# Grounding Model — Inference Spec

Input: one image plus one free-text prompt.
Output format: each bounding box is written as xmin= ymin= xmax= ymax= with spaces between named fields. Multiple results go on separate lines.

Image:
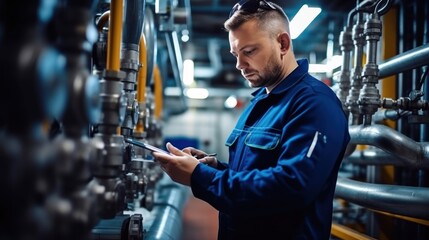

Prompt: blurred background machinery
xmin=0 ymin=0 xmax=428 ymax=239
xmin=0 ymin=0 xmax=188 ymax=239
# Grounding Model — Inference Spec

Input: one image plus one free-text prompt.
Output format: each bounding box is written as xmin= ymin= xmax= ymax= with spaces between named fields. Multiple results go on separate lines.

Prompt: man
xmin=153 ymin=0 xmax=350 ymax=239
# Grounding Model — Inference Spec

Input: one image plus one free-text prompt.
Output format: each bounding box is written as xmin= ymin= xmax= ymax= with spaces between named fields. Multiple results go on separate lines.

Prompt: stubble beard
xmin=246 ymin=54 xmax=283 ymax=89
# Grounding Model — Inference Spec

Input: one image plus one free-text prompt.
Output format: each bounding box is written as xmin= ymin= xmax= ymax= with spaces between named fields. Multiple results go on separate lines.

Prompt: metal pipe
xmin=96 ymin=10 xmax=110 ymax=32
xmin=123 ymin=0 xmax=145 ymax=46
xmin=144 ymin=182 xmax=188 ymax=240
xmin=335 ymin=177 xmax=429 ymax=220
xmin=347 ymin=12 xmax=365 ymax=125
xmin=343 ymin=148 xmax=413 ymax=168
xmin=378 ymin=43 xmax=429 ymax=79
xmin=359 ymin=13 xmax=382 ymax=125
xmin=120 ymin=0 xmax=146 ymax=137
xmin=142 ymin=7 xmax=157 ymax=85
xmin=165 ymin=31 xmax=188 ymax=114
xmin=337 ymin=26 xmax=353 ymax=114
xmin=348 ymin=124 xmax=429 ymax=168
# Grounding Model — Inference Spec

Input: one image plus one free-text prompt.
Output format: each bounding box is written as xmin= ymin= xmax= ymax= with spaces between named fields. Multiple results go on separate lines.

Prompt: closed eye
xmin=243 ymin=48 xmax=256 ymax=56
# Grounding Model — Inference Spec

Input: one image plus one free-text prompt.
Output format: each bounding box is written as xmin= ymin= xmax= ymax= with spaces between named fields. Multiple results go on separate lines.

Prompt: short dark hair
xmin=224 ymin=0 xmax=290 ymax=36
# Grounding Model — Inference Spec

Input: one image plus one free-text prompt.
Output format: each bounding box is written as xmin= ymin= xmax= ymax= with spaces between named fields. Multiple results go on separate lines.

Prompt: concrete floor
xmin=181 ymin=195 xmax=218 ymax=240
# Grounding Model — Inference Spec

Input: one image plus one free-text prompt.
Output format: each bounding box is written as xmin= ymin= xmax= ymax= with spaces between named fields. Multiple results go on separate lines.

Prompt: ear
xmin=278 ymin=32 xmax=291 ymax=53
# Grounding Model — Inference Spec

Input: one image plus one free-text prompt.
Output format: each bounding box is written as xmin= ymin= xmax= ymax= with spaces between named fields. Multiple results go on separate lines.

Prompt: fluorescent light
xmin=185 ymin=88 xmax=209 ymax=99
xmin=183 ymin=59 xmax=195 ymax=86
xmin=290 ymin=4 xmax=321 ymax=39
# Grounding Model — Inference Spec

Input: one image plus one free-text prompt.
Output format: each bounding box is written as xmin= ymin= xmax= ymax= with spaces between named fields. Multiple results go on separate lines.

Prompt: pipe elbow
xmin=349 ymin=124 xmax=425 ymax=167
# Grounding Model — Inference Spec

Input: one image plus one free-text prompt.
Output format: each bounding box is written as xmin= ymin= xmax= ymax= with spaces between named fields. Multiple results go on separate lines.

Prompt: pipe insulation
xmin=123 ymin=0 xmax=145 ymax=45
xmin=335 ymin=177 xmax=429 ymax=220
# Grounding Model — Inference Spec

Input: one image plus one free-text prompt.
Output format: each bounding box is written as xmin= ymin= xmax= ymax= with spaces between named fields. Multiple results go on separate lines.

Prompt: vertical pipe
xmin=380 ymin=4 xmax=397 ymax=180
xmin=106 ymin=0 xmax=123 ymax=71
xmin=123 ymin=0 xmax=145 ymax=45
xmin=136 ymin=34 xmax=148 ymax=134
xmin=417 ymin=0 xmax=429 ymax=238
xmin=153 ymin=65 xmax=163 ymax=119
xmin=347 ymin=12 xmax=365 ymax=125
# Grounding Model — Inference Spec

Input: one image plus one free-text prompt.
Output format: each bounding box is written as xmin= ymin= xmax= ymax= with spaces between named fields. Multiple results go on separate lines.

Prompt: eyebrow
xmin=232 ymin=43 xmax=259 ymax=54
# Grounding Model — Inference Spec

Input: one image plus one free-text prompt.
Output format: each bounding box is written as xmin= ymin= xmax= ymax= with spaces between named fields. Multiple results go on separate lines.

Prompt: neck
xmin=265 ymin=56 xmax=298 ymax=93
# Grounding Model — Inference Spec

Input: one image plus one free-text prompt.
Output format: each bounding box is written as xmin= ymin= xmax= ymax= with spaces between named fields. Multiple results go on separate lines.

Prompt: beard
xmin=245 ymin=54 xmax=283 ymax=89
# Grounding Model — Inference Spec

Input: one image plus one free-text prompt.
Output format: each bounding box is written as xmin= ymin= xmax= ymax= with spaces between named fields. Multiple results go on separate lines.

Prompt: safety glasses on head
xmin=229 ymin=0 xmax=284 ymax=18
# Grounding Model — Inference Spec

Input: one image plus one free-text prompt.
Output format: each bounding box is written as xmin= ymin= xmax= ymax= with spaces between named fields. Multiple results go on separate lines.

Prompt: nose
xmin=235 ymin=55 xmax=246 ymax=71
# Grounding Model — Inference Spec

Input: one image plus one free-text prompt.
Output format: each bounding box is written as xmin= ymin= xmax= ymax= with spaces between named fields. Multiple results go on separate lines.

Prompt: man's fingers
xmin=152 ymin=152 xmax=170 ymax=163
xmin=182 ymin=148 xmax=192 ymax=155
xmin=166 ymin=142 xmax=183 ymax=155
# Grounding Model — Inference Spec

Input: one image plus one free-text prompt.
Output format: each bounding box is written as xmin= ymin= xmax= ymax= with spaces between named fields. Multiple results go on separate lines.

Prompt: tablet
xmin=124 ymin=138 xmax=171 ymax=155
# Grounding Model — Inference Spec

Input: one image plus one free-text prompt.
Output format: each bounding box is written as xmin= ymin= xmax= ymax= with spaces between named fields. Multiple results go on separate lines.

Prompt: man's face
xmin=229 ymin=19 xmax=282 ymax=88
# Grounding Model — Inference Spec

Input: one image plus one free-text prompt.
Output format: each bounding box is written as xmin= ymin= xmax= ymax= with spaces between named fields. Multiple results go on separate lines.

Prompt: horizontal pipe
xmin=144 ymin=181 xmax=189 ymax=240
xmin=331 ymin=223 xmax=376 ymax=240
xmin=371 ymin=209 xmax=429 ymax=226
xmin=344 ymin=149 xmax=406 ymax=167
xmin=335 ymin=177 xmax=429 ymax=220
xmin=379 ymin=43 xmax=429 ymax=79
xmin=348 ymin=124 xmax=429 ymax=169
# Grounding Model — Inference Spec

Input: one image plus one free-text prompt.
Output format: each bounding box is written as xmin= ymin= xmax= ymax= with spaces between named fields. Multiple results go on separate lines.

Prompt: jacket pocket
xmin=225 ymin=129 xmax=241 ymax=147
xmin=244 ymin=131 xmax=280 ymax=150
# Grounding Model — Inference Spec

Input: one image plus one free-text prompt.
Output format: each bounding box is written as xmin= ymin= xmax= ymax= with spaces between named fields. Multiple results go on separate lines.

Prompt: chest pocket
xmin=225 ymin=129 xmax=241 ymax=147
xmin=245 ymin=131 xmax=280 ymax=150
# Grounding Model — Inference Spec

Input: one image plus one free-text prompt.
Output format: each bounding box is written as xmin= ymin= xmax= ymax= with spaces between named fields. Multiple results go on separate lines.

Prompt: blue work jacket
xmin=191 ymin=59 xmax=350 ymax=239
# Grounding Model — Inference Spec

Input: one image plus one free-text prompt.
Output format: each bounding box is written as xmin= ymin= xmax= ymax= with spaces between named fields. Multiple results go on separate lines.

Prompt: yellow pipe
xmin=106 ymin=0 xmax=123 ymax=71
xmin=137 ymin=34 xmax=148 ymax=104
xmin=135 ymin=34 xmax=148 ymax=134
xmin=153 ymin=64 xmax=163 ymax=119
xmin=331 ymin=223 xmax=377 ymax=240
xmin=379 ymin=11 xmax=398 ymax=236
xmin=96 ymin=10 xmax=110 ymax=32
xmin=380 ymin=7 xmax=398 ymax=130
xmin=371 ymin=209 xmax=429 ymax=227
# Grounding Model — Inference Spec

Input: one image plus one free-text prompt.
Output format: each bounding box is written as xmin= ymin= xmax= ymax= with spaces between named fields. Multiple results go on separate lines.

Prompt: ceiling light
xmin=183 ymin=59 xmax=195 ymax=86
xmin=290 ymin=4 xmax=321 ymax=39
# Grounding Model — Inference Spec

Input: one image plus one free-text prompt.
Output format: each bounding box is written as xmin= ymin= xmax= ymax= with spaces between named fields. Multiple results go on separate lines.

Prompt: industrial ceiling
xmin=178 ymin=0 xmax=357 ymax=87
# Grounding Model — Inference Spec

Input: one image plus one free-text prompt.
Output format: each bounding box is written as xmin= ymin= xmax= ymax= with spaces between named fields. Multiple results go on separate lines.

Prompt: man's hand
xmin=181 ymin=146 xmax=218 ymax=168
xmin=152 ymin=142 xmax=200 ymax=186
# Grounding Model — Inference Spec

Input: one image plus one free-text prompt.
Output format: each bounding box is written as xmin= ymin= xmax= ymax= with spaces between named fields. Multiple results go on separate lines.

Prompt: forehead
xmin=228 ymin=20 xmax=269 ymax=48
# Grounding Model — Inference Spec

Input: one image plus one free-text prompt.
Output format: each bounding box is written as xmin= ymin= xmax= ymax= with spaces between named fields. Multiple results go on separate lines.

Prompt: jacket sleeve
xmin=216 ymin=161 xmax=229 ymax=170
xmin=190 ymin=91 xmax=350 ymax=216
